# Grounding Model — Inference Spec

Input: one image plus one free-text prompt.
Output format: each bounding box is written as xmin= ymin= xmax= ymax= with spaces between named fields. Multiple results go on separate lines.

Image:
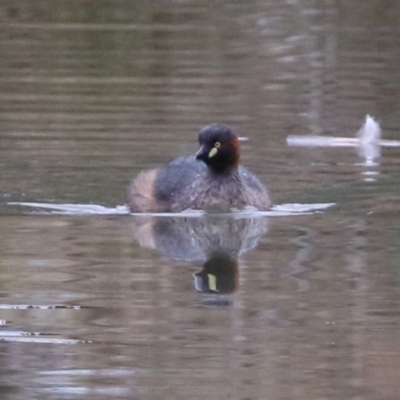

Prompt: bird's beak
xmin=195 ymin=145 xmax=207 ymax=160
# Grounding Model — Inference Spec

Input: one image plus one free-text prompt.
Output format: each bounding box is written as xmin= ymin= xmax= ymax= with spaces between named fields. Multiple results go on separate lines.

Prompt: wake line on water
xmin=8 ymin=202 xmax=335 ymax=217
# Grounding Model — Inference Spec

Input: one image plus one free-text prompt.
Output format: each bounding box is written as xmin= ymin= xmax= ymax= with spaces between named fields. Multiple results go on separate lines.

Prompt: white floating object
xmin=287 ymin=115 xmax=400 ymax=149
xmin=358 ymin=114 xmax=381 ymax=144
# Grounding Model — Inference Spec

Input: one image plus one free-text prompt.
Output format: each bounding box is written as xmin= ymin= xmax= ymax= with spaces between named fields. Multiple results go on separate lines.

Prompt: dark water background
xmin=1 ymin=1 xmax=400 ymax=399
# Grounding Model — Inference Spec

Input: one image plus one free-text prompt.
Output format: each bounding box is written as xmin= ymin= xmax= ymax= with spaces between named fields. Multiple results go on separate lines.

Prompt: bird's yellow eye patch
xmin=207 ymin=274 xmax=218 ymax=292
xmin=208 ymin=147 xmax=218 ymax=158
xmin=208 ymin=141 xmax=221 ymax=158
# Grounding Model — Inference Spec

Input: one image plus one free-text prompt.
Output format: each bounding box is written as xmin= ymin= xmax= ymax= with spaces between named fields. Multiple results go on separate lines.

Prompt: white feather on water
xmin=287 ymin=115 xmax=400 ymax=149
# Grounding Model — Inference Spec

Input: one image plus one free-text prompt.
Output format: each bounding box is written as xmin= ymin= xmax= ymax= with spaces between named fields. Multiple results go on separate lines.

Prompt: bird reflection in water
xmin=130 ymin=214 xmax=269 ymax=297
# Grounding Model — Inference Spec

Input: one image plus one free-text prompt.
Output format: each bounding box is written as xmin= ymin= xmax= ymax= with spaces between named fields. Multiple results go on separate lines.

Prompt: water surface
xmin=1 ymin=1 xmax=400 ymax=399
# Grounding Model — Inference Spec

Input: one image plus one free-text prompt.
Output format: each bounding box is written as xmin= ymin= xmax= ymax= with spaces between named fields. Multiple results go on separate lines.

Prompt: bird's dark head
xmin=195 ymin=124 xmax=240 ymax=173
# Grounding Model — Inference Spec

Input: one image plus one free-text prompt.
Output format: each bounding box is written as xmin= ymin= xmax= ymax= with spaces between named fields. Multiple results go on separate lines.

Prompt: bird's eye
xmin=214 ymin=141 xmax=221 ymax=148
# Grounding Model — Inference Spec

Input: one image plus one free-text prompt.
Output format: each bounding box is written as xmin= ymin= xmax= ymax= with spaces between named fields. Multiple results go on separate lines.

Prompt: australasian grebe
xmin=128 ymin=124 xmax=271 ymax=212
